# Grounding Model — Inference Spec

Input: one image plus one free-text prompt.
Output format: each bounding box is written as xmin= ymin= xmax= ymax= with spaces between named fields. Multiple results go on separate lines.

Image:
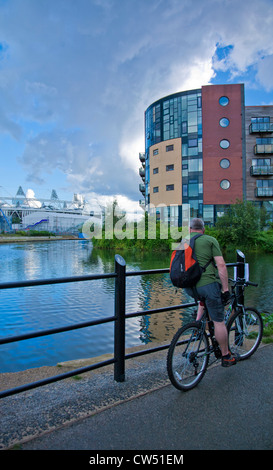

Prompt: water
xmin=0 ymin=241 xmax=272 ymax=373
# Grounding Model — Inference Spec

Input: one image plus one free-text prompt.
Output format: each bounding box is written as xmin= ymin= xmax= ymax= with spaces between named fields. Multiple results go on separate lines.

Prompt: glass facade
xmin=145 ymin=89 xmax=203 ymax=219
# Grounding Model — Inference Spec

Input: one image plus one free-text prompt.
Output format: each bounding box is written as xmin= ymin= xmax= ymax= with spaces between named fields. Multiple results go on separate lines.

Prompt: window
xmin=183 ymin=184 xmax=188 ymax=197
xmin=220 ymin=139 xmax=230 ymax=149
xmin=166 ymin=184 xmax=174 ymax=191
xmin=256 ymin=137 xmax=273 ymax=144
xmin=220 ymin=179 xmax=231 ymax=190
xmin=220 ymin=158 xmax=230 ymax=169
xmin=166 ymin=164 xmax=174 ymax=171
xmin=166 ymin=144 xmax=174 ymax=152
xmin=252 ymin=158 xmax=270 ymax=166
xmin=219 ymin=117 xmax=230 ymax=127
xmin=153 ymin=186 xmax=159 ymax=193
xmin=153 ymin=149 xmax=159 ymax=155
xmin=188 ymin=138 xmax=198 ymax=147
xmin=251 ymin=117 xmax=270 ymax=123
xmin=219 ymin=96 xmax=229 ymax=106
xmin=188 ymin=179 xmax=199 ymax=197
xmin=153 ymin=167 xmax=159 ymax=174
xmin=189 ymin=159 xmax=202 ymax=172
xmin=257 ymin=180 xmax=273 ymax=187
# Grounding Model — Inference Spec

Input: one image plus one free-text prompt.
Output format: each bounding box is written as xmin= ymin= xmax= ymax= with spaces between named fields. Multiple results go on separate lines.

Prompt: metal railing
xmin=250 ymin=165 xmax=273 ymax=176
xmin=0 ymin=252 xmax=245 ymax=399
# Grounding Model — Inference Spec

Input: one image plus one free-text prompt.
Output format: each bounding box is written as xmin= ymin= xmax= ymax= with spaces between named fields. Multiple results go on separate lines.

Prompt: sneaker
xmin=221 ymin=352 xmax=237 ymax=367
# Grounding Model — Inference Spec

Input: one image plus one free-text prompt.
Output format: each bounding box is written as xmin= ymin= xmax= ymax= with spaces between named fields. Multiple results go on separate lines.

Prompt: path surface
xmin=1 ymin=344 xmax=272 ymax=451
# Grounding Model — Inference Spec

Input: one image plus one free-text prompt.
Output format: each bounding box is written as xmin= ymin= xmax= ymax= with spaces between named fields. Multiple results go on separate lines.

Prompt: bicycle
xmin=167 ymin=278 xmax=263 ymax=391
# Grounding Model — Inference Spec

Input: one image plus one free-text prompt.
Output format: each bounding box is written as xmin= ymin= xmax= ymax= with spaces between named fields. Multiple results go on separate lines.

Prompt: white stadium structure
xmin=0 ymin=187 xmax=96 ymax=234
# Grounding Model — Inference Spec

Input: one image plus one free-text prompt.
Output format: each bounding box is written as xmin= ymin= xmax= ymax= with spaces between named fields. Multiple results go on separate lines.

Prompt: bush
xmin=16 ymin=230 xmax=55 ymax=237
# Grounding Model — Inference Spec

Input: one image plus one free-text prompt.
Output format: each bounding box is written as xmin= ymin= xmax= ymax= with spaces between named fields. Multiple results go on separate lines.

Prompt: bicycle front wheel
xmin=167 ymin=322 xmax=209 ymax=391
xmin=227 ymin=307 xmax=263 ymax=360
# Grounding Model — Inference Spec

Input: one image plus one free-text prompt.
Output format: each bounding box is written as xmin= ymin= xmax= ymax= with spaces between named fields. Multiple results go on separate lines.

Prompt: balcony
xmin=254 ymin=144 xmax=273 ymax=154
xmin=139 ymin=167 xmax=145 ymax=179
xmin=250 ymin=166 xmax=273 ymax=176
xmin=139 ymin=152 xmax=145 ymax=163
xmin=139 ymin=184 xmax=145 ymax=194
xmin=249 ymin=123 xmax=273 ymax=134
xmin=255 ymin=188 xmax=273 ymax=197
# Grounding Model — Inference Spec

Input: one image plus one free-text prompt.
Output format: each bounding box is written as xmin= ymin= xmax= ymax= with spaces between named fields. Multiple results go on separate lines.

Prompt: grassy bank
xmin=91 ymin=226 xmax=273 ymax=254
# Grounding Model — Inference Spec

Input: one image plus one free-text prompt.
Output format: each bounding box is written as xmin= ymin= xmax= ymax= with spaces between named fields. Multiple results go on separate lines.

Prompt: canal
xmin=0 ymin=240 xmax=272 ymax=373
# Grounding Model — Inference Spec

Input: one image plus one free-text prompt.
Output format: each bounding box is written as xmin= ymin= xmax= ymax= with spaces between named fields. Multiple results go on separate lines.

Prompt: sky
xmin=0 ymin=0 xmax=273 ymax=213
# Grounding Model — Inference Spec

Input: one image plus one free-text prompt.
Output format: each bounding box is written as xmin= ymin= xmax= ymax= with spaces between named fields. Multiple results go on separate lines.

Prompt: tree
xmin=215 ymin=200 xmax=260 ymax=247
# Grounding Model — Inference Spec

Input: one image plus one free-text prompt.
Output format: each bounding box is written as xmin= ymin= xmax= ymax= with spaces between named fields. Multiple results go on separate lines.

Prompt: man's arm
xmin=214 ymin=255 xmax=229 ymax=292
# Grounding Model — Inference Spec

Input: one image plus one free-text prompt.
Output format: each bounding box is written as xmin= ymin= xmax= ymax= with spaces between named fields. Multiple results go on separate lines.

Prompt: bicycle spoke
xmin=167 ymin=323 xmax=209 ymax=391
xmin=227 ymin=308 xmax=263 ymax=360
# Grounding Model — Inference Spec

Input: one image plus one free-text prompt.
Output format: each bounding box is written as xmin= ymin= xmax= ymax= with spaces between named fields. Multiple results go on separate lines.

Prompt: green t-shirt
xmin=190 ymin=232 xmax=223 ymax=287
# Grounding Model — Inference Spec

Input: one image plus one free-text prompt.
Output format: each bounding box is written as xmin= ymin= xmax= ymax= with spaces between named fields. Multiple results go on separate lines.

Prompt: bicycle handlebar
xmin=245 ymin=281 xmax=258 ymax=287
xmin=228 ymin=278 xmax=258 ymax=287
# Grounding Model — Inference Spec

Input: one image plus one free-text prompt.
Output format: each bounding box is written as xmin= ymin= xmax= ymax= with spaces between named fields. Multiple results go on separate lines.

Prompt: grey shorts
xmin=185 ymin=282 xmax=224 ymax=322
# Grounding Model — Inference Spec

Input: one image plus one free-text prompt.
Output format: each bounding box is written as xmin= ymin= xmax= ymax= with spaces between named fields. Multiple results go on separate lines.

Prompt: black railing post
xmin=236 ymin=249 xmax=245 ymax=306
xmin=114 ymin=254 xmax=126 ymax=382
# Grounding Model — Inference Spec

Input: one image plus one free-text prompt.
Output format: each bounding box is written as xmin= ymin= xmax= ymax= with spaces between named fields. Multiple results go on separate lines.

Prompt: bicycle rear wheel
xmin=227 ymin=307 xmax=263 ymax=360
xmin=167 ymin=322 xmax=209 ymax=391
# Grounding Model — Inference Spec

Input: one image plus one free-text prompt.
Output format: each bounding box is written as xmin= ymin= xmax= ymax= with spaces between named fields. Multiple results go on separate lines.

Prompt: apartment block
xmin=139 ymin=84 xmax=273 ymax=225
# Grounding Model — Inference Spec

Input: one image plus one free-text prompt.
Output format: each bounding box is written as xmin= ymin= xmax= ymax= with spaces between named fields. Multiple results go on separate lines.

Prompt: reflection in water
xmin=0 ymin=241 xmax=271 ymax=373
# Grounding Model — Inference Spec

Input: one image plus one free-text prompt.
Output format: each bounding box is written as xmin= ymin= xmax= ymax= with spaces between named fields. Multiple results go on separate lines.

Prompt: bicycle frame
xmin=196 ymin=307 xmax=222 ymax=362
xmin=224 ymin=277 xmax=258 ymax=322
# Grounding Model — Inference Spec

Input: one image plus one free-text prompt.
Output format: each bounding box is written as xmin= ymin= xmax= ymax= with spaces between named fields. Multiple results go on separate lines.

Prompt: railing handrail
xmin=0 ymin=255 xmax=244 ymax=399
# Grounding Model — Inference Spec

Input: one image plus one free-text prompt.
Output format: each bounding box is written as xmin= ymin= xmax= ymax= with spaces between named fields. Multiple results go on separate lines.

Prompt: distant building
xmin=139 ymin=84 xmax=273 ymax=225
xmin=0 ymin=188 xmax=96 ymax=233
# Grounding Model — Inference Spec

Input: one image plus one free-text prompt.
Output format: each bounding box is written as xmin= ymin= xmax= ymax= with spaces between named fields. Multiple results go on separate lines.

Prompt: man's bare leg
xmin=213 ymin=321 xmax=229 ymax=356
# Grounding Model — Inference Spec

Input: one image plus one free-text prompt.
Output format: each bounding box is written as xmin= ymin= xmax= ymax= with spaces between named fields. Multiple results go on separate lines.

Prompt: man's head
xmin=190 ymin=218 xmax=205 ymax=233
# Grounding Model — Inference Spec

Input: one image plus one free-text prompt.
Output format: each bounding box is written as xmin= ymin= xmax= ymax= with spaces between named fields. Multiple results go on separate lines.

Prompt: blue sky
xmin=0 ymin=0 xmax=273 ymax=212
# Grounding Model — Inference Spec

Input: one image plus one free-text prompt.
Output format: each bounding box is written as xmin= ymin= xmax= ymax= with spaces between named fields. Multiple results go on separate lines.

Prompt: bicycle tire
xmin=167 ymin=322 xmax=209 ymax=391
xmin=227 ymin=307 xmax=263 ymax=360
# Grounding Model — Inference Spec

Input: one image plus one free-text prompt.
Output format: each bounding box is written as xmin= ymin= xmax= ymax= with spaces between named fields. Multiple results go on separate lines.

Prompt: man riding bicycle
xmin=185 ymin=218 xmax=237 ymax=367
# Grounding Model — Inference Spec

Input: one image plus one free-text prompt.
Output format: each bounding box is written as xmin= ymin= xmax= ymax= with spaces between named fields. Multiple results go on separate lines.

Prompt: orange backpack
xmin=170 ymin=234 xmax=212 ymax=288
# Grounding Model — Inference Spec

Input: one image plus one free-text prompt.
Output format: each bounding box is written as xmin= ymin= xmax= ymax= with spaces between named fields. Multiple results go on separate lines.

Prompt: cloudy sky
xmin=1 ymin=0 xmax=273 ymax=211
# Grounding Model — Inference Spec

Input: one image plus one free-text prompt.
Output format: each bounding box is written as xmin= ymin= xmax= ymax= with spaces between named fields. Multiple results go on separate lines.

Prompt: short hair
xmin=190 ymin=218 xmax=205 ymax=231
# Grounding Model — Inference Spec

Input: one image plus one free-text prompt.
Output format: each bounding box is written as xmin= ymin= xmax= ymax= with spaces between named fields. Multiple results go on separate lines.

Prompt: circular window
xmin=220 ymin=179 xmax=231 ymax=190
xmin=219 ymin=96 xmax=229 ymax=106
xmin=220 ymin=139 xmax=230 ymax=149
xmin=220 ymin=158 xmax=230 ymax=169
xmin=219 ymin=117 xmax=230 ymax=127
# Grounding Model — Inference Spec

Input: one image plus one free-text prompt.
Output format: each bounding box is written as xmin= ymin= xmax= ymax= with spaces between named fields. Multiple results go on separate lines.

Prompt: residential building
xmin=139 ymin=84 xmax=273 ymax=225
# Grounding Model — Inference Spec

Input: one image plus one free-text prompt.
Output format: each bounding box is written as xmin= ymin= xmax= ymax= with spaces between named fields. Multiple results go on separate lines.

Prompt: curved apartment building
xmin=139 ymin=83 xmax=273 ymax=225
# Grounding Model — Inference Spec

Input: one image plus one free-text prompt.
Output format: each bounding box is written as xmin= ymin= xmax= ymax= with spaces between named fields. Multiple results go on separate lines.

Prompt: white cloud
xmin=169 ymin=58 xmax=216 ymax=94
xmin=256 ymin=55 xmax=273 ymax=92
xmin=25 ymin=189 xmax=42 ymax=208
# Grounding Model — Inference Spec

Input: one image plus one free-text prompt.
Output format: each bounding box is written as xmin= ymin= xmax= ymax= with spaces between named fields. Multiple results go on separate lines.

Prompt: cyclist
xmin=185 ymin=218 xmax=237 ymax=367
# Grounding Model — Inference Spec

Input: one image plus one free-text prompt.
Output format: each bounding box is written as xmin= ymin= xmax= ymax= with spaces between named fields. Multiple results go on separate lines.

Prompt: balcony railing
xmin=139 ymin=184 xmax=145 ymax=194
xmin=249 ymin=123 xmax=273 ymax=134
xmin=255 ymin=187 xmax=273 ymax=197
xmin=139 ymin=167 xmax=145 ymax=178
xmin=254 ymin=144 xmax=273 ymax=154
xmin=250 ymin=165 xmax=273 ymax=176
xmin=139 ymin=152 xmax=145 ymax=163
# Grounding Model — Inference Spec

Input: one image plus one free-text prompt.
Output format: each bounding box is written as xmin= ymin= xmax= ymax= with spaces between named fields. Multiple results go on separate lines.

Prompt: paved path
xmin=1 ymin=344 xmax=272 ymax=451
